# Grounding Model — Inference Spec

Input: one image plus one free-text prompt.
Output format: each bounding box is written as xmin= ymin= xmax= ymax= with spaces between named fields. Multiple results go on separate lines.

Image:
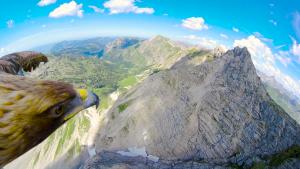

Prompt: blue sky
xmin=1 ymin=0 xmax=300 ymax=97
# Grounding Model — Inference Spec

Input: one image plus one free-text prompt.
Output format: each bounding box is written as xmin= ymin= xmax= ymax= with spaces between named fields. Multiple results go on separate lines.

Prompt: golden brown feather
xmin=0 ymin=51 xmax=48 ymax=75
xmin=0 ymin=52 xmax=99 ymax=167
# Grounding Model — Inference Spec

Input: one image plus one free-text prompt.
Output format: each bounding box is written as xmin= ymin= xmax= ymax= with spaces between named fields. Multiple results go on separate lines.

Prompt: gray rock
xmin=92 ymin=47 xmax=300 ymax=167
xmin=83 ymin=151 xmax=228 ymax=169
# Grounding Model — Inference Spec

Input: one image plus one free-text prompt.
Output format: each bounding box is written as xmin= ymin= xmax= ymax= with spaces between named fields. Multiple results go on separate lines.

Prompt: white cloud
xmin=38 ymin=0 xmax=56 ymax=7
xmin=275 ymin=51 xmax=292 ymax=67
xmin=0 ymin=48 xmax=5 ymax=53
xmin=232 ymin=27 xmax=239 ymax=32
xmin=276 ymin=55 xmax=291 ymax=67
xmin=269 ymin=19 xmax=277 ymax=26
xmin=234 ymin=35 xmax=300 ymax=98
xmin=291 ymin=38 xmax=300 ymax=59
xmin=253 ymin=32 xmax=273 ymax=43
xmin=0 ymin=47 xmax=9 ymax=56
xmin=184 ymin=35 xmax=219 ymax=49
xmin=234 ymin=35 xmax=275 ymax=65
xmin=88 ymin=5 xmax=104 ymax=13
xmin=182 ymin=17 xmax=208 ymax=31
xmin=220 ymin=34 xmax=228 ymax=39
xmin=49 ymin=1 xmax=83 ymax=18
xmin=103 ymin=0 xmax=154 ymax=14
xmin=6 ymin=20 xmax=14 ymax=28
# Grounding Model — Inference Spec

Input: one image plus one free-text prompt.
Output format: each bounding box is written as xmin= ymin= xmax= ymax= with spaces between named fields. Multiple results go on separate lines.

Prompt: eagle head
xmin=0 ymin=73 xmax=99 ymax=166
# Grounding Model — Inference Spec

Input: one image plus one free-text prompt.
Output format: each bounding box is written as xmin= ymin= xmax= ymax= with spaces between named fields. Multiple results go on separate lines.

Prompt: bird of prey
xmin=0 ymin=51 xmax=100 ymax=167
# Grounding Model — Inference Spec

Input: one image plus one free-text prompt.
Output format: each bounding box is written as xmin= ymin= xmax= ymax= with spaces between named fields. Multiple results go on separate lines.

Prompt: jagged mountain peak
xmin=92 ymin=46 xmax=300 ymax=167
xmin=228 ymin=46 xmax=249 ymax=55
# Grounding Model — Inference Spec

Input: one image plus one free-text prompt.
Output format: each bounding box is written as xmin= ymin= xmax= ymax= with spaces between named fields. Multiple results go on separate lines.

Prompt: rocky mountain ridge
xmin=87 ymin=47 xmax=300 ymax=168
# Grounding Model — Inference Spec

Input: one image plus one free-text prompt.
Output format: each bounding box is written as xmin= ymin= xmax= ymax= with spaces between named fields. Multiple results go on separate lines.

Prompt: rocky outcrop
xmin=89 ymin=47 xmax=300 ymax=168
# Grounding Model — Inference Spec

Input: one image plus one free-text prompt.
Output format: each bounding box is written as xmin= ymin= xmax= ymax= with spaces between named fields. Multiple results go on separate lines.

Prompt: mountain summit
xmin=86 ymin=47 xmax=300 ymax=168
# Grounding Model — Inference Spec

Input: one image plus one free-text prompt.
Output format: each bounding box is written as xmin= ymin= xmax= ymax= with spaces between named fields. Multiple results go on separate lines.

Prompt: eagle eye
xmin=54 ymin=105 xmax=64 ymax=116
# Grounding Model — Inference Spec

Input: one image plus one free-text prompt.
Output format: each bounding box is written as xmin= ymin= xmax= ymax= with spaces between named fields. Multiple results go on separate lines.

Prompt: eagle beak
xmin=77 ymin=89 xmax=100 ymax=109
xmin=63 ymin=89 xmax=100 ymax=121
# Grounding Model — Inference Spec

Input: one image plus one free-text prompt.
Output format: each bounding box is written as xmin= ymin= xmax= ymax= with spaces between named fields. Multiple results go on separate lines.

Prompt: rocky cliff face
xmin=89 ymin=47 xmax=300 ymax=168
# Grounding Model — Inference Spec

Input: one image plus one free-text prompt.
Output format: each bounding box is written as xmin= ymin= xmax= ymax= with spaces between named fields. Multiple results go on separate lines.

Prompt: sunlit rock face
xmin=93 ymin=47 xmax=300 ymax=166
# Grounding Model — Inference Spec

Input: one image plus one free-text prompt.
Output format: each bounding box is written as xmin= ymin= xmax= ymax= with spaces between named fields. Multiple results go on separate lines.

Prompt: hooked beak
xmin=79 ymin=89 xmax=100 ymax=109
xmin=63 ymin=89 xmax=100 ymax=121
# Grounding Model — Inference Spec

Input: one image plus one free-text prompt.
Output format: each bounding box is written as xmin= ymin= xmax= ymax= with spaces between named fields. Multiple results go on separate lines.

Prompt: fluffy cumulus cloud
xmin=6 ymin=20 xmax=14 ymax=28
xmin=49 ymin=1 xmax=83 ymax=18
xmin=183 ymin=35 xmax=225 ymax=49
xmin=88 ymin=5 xmax=104 ymax=13
xmin=182 ymin=17 xmax=208 ymax=31
xmin=234 ymin=35 xmax=275 ymax=65
xmin=38 ymin=0 xmax=56 ymax=7
xmin=234 ymin=35 xmax=300 ymax=98
xmin=103 ymin=0 xmax=154 ymax=14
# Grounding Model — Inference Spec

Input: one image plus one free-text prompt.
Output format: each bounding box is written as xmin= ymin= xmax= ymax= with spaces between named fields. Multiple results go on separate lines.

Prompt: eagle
xmin=0 ymin=51 xmax=99 ymax=167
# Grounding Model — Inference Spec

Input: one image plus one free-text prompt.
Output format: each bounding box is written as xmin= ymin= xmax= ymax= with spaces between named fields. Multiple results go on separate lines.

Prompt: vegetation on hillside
xmin=264 ymin=84 xmax=300 ymax=123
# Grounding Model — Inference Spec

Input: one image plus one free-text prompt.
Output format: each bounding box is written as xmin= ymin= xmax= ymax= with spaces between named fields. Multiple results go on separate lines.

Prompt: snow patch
xmin=142 ymin=130 xmax=148 ymax=141
xmin=148 ymin=155 xmax=159 ymax=162
xmin=117 ymin=147 xmax=159 ymax=162
xmin=88 ymin=147 xmax=96 ymax=157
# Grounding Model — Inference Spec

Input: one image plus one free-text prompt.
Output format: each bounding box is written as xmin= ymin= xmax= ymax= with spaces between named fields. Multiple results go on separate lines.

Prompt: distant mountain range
xmin=34 ymin=37 xmax=141 ymax=57
xmin=258 ymin=71 xmax=300 ymax=123
xmin=6 ymin=36 xmax=300 ymax=169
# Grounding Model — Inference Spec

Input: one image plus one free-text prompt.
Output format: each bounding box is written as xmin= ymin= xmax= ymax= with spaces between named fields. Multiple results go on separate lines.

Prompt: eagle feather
xmin=0 ymin=51 xmax=99 ymax=167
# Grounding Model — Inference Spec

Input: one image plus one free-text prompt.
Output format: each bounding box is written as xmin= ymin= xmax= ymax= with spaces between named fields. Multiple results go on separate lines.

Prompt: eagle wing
xmin=0 ymin=51 xmax=48 ymax=75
